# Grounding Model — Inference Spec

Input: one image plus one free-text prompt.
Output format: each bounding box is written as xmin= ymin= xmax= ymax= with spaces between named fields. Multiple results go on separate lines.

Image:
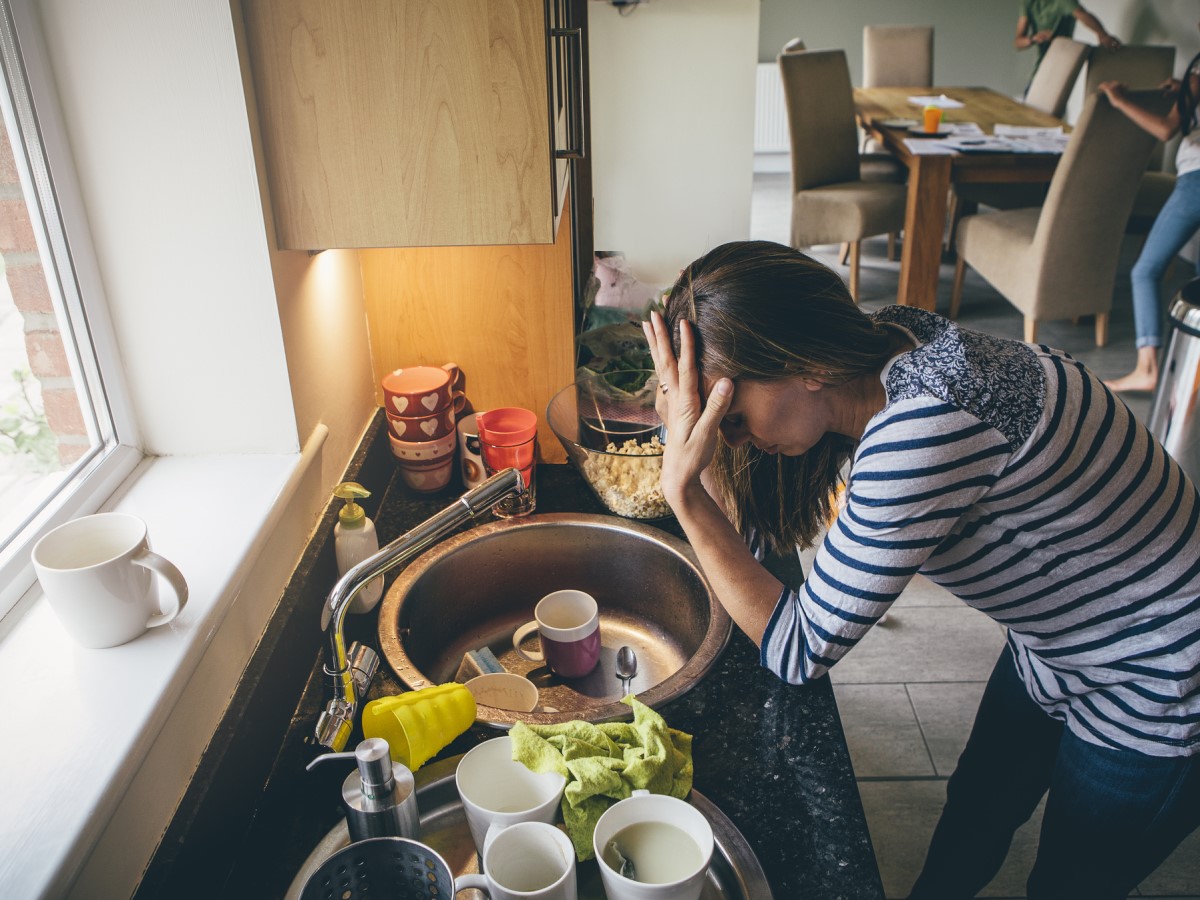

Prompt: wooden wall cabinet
xmin=242 ymin=0 xmax=576 ymax=249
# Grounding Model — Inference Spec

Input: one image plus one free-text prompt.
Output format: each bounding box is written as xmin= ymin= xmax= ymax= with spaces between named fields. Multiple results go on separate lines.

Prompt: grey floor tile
xmin=893 ymin=575 xmax=959 ymax=609
xmin=833 ymin=683 xmax=935 ymax=778
xmin=830 ymin=605 xmax=1007 ymax=685
xmin=906 ymin=682 xmax=989 ymax=776
xmin=857 ymin=779 xmax=946 ymax=899
xmin=858 ymin=778 xmax=1057 ymax=900
xmin=1138 ymin=826 xmax=1200 ymax=896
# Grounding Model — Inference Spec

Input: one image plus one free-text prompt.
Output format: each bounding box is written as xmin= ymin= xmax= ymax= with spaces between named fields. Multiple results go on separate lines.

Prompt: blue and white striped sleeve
xmin=761 ymin=397 xmax=1013 ymax=684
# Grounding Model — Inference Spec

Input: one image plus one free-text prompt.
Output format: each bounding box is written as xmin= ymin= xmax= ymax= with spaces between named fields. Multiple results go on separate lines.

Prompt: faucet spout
xmin=315 ymin=467 xmax=525 ymax=751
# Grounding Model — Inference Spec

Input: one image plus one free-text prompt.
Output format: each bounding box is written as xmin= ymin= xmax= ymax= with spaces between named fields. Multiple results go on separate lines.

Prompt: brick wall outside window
xmin=0 ymin=125 xmax=87 ymax=466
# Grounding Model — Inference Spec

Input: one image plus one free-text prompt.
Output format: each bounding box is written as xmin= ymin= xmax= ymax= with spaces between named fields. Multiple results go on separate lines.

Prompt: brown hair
xmin=665 ymin=241 xmax=898 ymax=551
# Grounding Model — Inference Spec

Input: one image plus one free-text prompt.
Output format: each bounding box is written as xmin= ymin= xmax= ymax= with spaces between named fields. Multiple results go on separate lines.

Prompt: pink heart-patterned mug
xmin=382 ymin=363 xmax=463 ymax=418
xmin=386 ymin=402 xmax=463 ymax=442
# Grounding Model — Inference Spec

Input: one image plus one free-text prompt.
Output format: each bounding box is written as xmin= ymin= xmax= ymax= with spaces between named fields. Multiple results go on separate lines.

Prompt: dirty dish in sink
xmin=285 ymin=755 xmax=773 ymax=900
xmin=377 ymin=514 xmax=731 ymax=728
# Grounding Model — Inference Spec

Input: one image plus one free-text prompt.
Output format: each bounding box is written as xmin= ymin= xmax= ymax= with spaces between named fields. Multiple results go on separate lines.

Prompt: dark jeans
xmin=908 ymin=647 xmax=1200 ymax=900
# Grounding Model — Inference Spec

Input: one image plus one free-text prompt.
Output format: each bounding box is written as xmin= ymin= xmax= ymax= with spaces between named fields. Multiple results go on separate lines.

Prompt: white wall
xmin=589 ymin=0 xmax=759 ymax=287
xmin=758 ymin=0 xmax=1027 ymax=96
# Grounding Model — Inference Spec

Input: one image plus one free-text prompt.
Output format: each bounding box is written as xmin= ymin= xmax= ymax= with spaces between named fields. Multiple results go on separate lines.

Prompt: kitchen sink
xmin=377 ymin=513 xmax=731 ymax=726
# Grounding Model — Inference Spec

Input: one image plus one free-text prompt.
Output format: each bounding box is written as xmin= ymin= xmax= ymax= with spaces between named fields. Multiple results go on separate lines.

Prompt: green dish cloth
xmin=508 ymin=696 xmax=693 ymax=860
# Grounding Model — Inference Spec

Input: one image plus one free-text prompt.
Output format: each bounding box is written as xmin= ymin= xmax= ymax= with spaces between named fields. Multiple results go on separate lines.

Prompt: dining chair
xmin=1024 ymin=37 xmax=1090 ymax=117
xmin=778 ymin=37 xmax=903 ymax=186
xmin=862 ymin=25 xmax=933 ymax=88
xmin=779 ymin=49 xmax=906 ymax=301
xmin=945 ymin=36 xmax=1090 ymax=251
xmin=951 ymin=91 xmax=1165 ymax=346
xmin=1085 ymin=44 xmax=1177 ymax=236
xmin=858 ymin=26 xmax=931 ymax=261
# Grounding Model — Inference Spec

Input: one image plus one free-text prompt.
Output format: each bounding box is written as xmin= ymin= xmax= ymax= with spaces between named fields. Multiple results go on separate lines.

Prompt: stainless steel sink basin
xmin=377 ymin=513 xmax=731 ymax=726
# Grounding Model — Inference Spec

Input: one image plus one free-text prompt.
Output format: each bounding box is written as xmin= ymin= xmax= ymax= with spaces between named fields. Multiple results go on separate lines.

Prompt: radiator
xmin=755 ymin=62 xmax=789 ymax=153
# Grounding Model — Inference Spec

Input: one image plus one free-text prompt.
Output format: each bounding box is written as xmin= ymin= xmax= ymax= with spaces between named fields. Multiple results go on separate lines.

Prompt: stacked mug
xmin=382 ymin=363 xmax=466 ymax=493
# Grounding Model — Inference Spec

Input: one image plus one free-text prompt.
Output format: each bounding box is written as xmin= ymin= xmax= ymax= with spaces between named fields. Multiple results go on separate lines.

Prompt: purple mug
xmin=512 ymin=589 xmax=601 ymax=679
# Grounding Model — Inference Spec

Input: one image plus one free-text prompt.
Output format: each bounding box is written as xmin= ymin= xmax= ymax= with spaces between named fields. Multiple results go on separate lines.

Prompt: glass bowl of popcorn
xmin=547 ymin=369 xmax=672 ymax=520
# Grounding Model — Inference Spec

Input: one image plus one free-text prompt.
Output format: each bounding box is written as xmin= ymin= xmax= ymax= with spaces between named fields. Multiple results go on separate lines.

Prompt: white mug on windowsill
xmin=32 ymin=512 xmax=189 ymax=649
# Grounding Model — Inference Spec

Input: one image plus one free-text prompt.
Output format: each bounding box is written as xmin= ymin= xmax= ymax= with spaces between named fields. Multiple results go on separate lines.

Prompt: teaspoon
xmin=615 ymin=645 xmax=638 ymax=696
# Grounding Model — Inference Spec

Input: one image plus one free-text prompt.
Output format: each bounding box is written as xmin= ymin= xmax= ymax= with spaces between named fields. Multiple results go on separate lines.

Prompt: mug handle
xmin=449 ymin=389 xmax=467 ymax=414
xmin=454 ymin=874 xmax=489 ymax=896
xmin=442 ymin=362 xmax=462 ymax=389
xmin=512 ymin=621 xmax=545 ymax=662
xmin=134 ymin=549 xmax=189 ymax=627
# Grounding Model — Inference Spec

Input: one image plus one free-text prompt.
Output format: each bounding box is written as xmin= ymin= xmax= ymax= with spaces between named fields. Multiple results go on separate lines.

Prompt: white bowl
xmin=465 ymin=672 xmax=539 ymax=712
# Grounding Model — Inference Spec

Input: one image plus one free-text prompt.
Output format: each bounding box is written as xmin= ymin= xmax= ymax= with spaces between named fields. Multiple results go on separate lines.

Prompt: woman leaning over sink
xmin=642 ymin=240 xmax=1200 ymax=900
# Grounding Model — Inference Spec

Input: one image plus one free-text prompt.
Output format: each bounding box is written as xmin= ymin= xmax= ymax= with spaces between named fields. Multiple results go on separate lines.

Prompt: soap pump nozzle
xmin=307 ymin=737 xmax=420 ymax=841
xmin=334 ymin=481 xmax=372 ymax=528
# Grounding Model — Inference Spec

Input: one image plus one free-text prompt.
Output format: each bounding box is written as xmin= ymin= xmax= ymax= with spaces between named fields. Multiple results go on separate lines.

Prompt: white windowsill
xmin=0 ymin=438 xmax=321 ymax=898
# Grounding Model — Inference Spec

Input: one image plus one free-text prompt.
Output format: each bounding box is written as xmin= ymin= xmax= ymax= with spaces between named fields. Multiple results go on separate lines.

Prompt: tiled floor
xmin=751 ymin=167 xmax=1200 ymax=899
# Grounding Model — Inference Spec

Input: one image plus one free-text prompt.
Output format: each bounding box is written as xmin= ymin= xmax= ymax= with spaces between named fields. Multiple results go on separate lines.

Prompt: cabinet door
xmin=243 ymin=0 xmax=557 ymax=249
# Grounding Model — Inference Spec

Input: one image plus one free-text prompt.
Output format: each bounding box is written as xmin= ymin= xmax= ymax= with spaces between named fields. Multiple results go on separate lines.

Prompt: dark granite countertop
xmin=144 ymin=415 xmax=883 ymax=899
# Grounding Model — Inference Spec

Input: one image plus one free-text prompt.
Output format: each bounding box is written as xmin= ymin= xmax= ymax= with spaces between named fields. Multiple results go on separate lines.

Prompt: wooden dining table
xmin=854 ymin=86 xmax=1070 ymax=310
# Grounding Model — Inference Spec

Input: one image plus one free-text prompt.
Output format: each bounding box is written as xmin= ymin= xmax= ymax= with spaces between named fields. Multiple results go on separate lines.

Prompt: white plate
xmin=879 ymin=117 xmax=918 ymax=128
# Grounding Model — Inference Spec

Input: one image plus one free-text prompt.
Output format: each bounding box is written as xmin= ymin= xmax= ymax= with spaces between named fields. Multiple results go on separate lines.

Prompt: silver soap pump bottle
xmin=307 ymin=737 xmax=420 ymax=842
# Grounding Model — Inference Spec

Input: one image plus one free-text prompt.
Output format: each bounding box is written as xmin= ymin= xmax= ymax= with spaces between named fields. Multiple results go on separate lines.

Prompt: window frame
xmin=0 ymin=0 xmax=141 ymax=620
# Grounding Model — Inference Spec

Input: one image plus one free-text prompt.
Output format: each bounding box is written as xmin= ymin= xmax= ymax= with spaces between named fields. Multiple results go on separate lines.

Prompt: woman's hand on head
xmin=642 ymin=311 xmax=734 ymax=510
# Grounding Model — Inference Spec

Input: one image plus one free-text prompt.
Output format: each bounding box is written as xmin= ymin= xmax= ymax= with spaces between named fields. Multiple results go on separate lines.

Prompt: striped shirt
xmin=760 ymin=307 xmax=1200 ymax=757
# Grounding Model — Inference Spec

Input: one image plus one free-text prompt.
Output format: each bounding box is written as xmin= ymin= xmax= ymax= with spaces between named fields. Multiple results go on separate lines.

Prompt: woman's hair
xmin=1181 ymin=51 xmax=1200 ymax=138
xmin=664 ymin=240 xmax=899 ymax=552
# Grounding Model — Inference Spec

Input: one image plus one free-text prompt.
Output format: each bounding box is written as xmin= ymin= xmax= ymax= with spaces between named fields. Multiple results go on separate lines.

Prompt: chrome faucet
xmin=315 ymin=467 xmax=526 ymax=751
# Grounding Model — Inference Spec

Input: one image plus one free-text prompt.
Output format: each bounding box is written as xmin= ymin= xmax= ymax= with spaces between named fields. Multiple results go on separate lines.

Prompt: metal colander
xmin=299 ymin=836 xmax=455 ymax=900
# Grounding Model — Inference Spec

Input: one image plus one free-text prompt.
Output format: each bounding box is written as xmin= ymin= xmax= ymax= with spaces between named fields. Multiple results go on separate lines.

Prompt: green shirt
xmin=1020 ymin=0 xmax=1080 ymax=62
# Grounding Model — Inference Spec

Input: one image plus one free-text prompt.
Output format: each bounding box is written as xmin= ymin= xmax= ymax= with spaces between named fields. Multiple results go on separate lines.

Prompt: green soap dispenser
xmin=334 ymin=481 xmax=383 ymax=614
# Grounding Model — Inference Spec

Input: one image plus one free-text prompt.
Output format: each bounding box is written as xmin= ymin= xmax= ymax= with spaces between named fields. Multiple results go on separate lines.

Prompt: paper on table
xmin=946 ymin=122 xmax=984 ymax=135
xmin=1011 ymin=134 xmax=1070 ymax=154
xmin=942 ymin=136 xmax=1020 ymax=153
xmin=904 ymin=138 xmax=957 ymax=155
xmin=994 ymin=124 xmax=1064 ymax=137
xmin=907 ymin=94 xmax=966 ymax=109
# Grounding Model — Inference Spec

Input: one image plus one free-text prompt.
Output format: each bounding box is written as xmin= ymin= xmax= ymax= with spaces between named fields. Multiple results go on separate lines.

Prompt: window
xmin=0 ymin=0 xmax=139 ymax=619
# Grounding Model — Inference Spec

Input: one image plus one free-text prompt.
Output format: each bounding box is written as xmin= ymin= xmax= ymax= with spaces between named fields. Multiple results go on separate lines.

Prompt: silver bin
xmin=1149 ymin=278 xmax=1200 ymax=484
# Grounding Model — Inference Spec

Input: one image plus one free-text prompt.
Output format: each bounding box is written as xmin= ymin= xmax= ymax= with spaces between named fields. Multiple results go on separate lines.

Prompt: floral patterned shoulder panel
xmin=870 ymin=306 xmax=1046 ymax=452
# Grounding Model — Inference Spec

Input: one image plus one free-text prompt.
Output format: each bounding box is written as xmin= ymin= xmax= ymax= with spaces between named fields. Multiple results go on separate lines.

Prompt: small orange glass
xmin=923 ymin=105 xmax=943 ymax=134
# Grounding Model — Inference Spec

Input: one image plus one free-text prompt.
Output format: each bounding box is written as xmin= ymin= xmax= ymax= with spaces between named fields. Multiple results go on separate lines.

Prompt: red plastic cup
xmin=476 ymin=407 xmax=538 ymax=445
xmin=479 ymin=434 xmax=537 ymax=517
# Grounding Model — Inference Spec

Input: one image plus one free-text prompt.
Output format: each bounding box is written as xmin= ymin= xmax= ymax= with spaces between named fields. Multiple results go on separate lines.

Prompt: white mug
xmin=592 ymin=790 xmax=714 ymax=900
xmin=32 ymin=512 xmax=189 ymax=649
xmin=456 ymin=821 xmax=577 ymax=900
xmin=458 ymin=411 xmax=487 ymax=489
xmin=455 ymin=735 xmax=566 ymax=856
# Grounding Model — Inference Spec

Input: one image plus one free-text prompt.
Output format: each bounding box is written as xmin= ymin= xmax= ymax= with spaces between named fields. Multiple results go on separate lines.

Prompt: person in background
xmin=1016 ymin=0 xmax=1121 ymax=76
xmin=645 ymin=240 xmax=1200 ymax=899
xmin=1100 ymin=43 xmax=1200 ymax=393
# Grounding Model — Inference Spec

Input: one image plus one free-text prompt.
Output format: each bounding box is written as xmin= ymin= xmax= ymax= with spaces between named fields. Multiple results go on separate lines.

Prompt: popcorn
xmin=579 ymin=435 xmax=671 ymax=519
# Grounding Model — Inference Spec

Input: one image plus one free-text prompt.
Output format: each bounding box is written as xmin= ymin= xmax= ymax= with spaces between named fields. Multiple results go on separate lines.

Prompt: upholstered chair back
xmin=779 ymin=49 xmax=861 ymax=192
xmin=1025 ymin=37 xmax=1090 ymax=117
xmin=862 ymin=25 xmax=933 ymax=88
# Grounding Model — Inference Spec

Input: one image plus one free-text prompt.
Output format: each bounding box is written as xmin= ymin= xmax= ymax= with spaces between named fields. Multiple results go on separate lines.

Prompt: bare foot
xmin=1104 ymin=371 xmax=1157 ymax=392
